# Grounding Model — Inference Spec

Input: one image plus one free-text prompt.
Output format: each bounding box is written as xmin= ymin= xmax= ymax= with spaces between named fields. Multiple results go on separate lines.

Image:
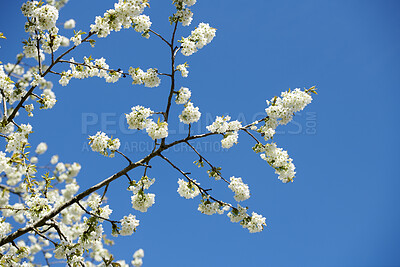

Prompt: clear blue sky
xmin=1 ymin=0 xmax=400 ymax=266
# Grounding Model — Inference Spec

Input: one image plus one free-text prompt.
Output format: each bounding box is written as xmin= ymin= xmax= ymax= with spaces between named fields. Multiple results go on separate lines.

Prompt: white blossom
xmin=126 ymin=106 xmax=153 ymax=130
xmin=131 ymin=192 xmax=155 ymax=212
xmin=241 ymin=212 xmax=266 ymax=233
xmin=64 ymin=19 xmax=76 ymax=29
xmin=146 ymin=121 xmax=168 ymax=140
xmin=35 ymin=142 xmax=48 ymax=155
xmin=179 ymin=102 xmax=201 ymax=124
xmin=88 ymin=131 xmax=120 ymax=157
xmin=221 ymin=132 xmax=238 ymax=149
xmin=120 ymin=214 xmax=140 ymax=236
xmin=175 ymin=87 xmax=191 ymax=104
xmin=177 ymin=179 xmax=200 ymax=199
xmin=228 ymin=177 xmax=250 ymax=202
xmin=181 ymin=23 xmax=216 ymax=56
xmin=176 ymin=63 xmax=189 ymax=77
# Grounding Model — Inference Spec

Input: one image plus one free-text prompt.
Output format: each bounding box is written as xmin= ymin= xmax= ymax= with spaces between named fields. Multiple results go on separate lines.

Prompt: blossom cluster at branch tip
xmin=22 ymin=1 xmax=59 ymax=31
xmin=228 ymin=177 xmax=250 ymax=202
xmin=179 ymin=102 xmax=201 ymax=124
xmin=90 ymin=0 xmax=150 ymax=38
xmin=177 ymin=179 xmax=200 ymax=199
xmin=227 ymin=205 xmax=267 ymax=233
xmin=170 ymin=0 xmax=197 ymax=26
xmin=89 ymin=131 xmax=120 ymax=157
xmin=254 ymin=142 xmax=296 ymax=183
xmin=119 ymin=214 xmax=140 ymax=236
xmin=129 ymin=176 xmax=156 ymax=212
xmin=180 ymin=23 xmax=216 ymax=56
xmin=258 ymin=88 xmax=313 ymax=141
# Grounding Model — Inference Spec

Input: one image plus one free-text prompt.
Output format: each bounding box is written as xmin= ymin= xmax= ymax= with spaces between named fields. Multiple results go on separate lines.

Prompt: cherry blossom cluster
xmin=179 ymin=102 xmax=201 ymax=124
xmin=89 ymin=131 xmax=121 ymax=157
xmin=176 ymin=62 xmax=189 ymax=77
xmin=177 ymin=179 xmax=200 ymax=199
xmin=257 ymin=88 xmax=313 ymax=140
xmin=5 ymin=124 xmax=32 ymax=153
xmin=59 ymin=57 xmax=123 ymax=86
xmin=21 ymin=1 xmax=59 ymax=32
xmin=0 ymin=65 xmax=15 ymax=100
xmin=132 ymin=248 xmax=145 ymax=267
xmin=129 ymin=67 xmax=161 ymax=87
xmin=227 ymin=205 xmax=267 ymax=233
xmin=175 ymin=86 xmax=191 ymax=104
xmin=64 ymin=19 xmax=76 ymax=29
xmin=170 ymin=0 xmax=197 ymax=26
xmin=129 ymin=176 xmax=156 ymax=212
xmin=228 ymin=177 xmax=250 ymax=202
xmin=198 ymin=196 xmax=230 ymax=215
xmin=125 ymin=105 xmax=169 ymax=139
xmin=90 ymin=0 xmax=150 ymax=38
xmin=253 ymin=142 xmax=296 ymax=183
xmin=207 ymin=116 xmax=242 ymax=149
xmin=180 ymin=23 xmax=216 ymax=56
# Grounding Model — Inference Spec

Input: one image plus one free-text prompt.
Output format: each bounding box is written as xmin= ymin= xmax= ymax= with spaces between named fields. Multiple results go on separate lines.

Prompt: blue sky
xmin=1 ymin=0 xmax=400 ymax=266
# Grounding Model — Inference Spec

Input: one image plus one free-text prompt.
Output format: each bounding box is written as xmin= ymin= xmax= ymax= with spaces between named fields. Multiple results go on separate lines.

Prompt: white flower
xmin=30 ymin=156 xmax=38 ymax=164
xmin=32 ymin=4 xmax=59 ymax=31
xmin=228 ymin=120 xmax=242 ymax=131
xmin=128 ymin=176 xmax=155 ymax=194
xmin=70 ymin=34 xmax=82 ymax=46
xmin=60 ymin=36 xmax=70 ymax=46
xmin=132 ymin=15 xmax=151 ymax=37
xmin=175 ymin=87 xmax=191 ymax=104
xmin=179 ymin=102 xmax=201 ymax=124
xmin=129 ymin=67 xmax=160 ymax=87
xmin=133 ymin=249 xmax=144 ymax=259
xmin=126 ymin=106 xmax=153 ymax=130
xmin=59 ymin=71 xmax=72 ymax=86
xmin=257 ymin=142 xmax=296 ymax=183
xmin=176 ymin=63 xmax=189 ymax=77
xmin=90 ymin=0 xmax=149 ymax=38
xmin=198 ymin=201 xmax=219 ymax=215
xmin=120 ymin=214 xmax=140 ymax=236
xmin=146 ymin=121 xmax=168 ymax=140
xmin=88 ymin=131 xmax=120 ymax=157
xmin=206 ymin=116 xmax=230 ymax=133
xmin=35 ymin=142 xmax=48 ymax=155
xmin=241 ymin=212 xmax=266 ymax=233
xmin=181 ymin=23 xmax=216 ymax=56
xmin=228 ymin=177 xmax=250 ymax=202
xmin=25 ymin=104 xmax=34 ymax=117
xmin=260 ymin=88 xmax=313 ymax=140
xmin=0 ymin=220 xmax=12 ymax=239
xmin=50 ymin=155 xmax=59 ymax=164
xmin=227 ymin=205 xmax=248 ymax=223
xmin=64 ymin=19 xmax=76 ymax=29
xmin=6 ymin=124 xmax=32 ymax=153
xmin=131 ymin=258 xmax=143 ymax=267
xmin=221 ymin=132 xmax=238 ymax=149
xmin=131 ymin=192 xmax=155 ymax=212
xmin=177 ymin=179 xmax=200 ymax=199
